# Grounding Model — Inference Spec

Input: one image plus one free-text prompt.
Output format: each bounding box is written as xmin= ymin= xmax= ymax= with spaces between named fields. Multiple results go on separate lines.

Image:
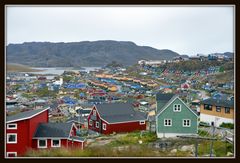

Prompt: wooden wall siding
xmin=157 ymin=98 xmax=198 ymax=134
xmin=102 ymin=121 xmax=146 ymax=135
xmin=200 ymin=104 xmax=234 ymax=119
xmin=6 ymin=110 xmax=48 ymax=156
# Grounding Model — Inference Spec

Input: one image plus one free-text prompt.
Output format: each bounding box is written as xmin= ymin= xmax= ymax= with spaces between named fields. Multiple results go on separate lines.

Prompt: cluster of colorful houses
xmin=6 ymin=59 xmax=234 ymax=157
xmin=6 ymin=91 xmax=234 ymax=157
xmin=138 ymin=53 xmax=233 ymax=66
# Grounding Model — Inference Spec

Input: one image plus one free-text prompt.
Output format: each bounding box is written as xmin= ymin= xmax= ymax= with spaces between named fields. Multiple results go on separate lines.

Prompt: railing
xmin=225 ymin=130 xmax=234 ymax=144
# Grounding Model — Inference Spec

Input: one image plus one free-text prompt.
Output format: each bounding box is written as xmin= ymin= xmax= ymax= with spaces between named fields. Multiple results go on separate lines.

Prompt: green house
xmin=156 ymin=93 xmax=198 ymax=138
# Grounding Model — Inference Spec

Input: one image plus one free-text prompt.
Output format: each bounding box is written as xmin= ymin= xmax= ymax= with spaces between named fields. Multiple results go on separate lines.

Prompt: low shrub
xmin=219 ymin=123 xmax=234 ymax=129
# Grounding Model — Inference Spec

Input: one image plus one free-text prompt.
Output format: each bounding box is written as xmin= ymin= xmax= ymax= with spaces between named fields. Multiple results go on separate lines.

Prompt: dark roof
xmin=95 ymin=103 xmax=147 ymax=123
xmin=156 ymin=93 xmax=175 ymax=102
xmin=7 ymin=108 xmax=48 ymax=123
xmin=101 ymin=111 xmax=147 ymax=123
xmin=76 ymin=109 xmax=91 ymax=114
xmin=96 ymin=103 xmax=134 ymax=116
xmin=156 ymin=93 xmax=176 ymax=113
xmin=33 ymin=123 xmax=73 ymax=138
xmin=201 ymin=98 xmax=234 ymax=108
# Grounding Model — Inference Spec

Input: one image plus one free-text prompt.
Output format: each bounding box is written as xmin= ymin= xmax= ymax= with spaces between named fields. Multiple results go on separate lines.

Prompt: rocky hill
xmin=6 ymin=40 xmax=180 ymax=67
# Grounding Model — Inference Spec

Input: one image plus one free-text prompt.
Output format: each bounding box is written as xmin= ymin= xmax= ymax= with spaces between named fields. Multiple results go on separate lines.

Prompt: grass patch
xmin=25 ymin=145 xmax=191 ymax=157
xmin=108 ymin=131 xmax=157 ymax=147
xmin=198 ymin=140 xmax=233 ymax=157
xmin=7 ymin=63 xmax=43 ymax=72
xmin=219 ymin=123 xmax=234 ymax=129
xmin=198 ymin=129 xmax=210 ymax=137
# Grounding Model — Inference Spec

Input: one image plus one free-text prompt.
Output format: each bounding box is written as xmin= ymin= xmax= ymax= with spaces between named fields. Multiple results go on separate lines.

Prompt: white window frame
xmin=173 ymin=104 xmax=181 ymax=112
xmin=182 ymin=119 xmax=191 ymax=127
xmin=96 ymin=121 xmax=99 ymax=128
xmin=7 ymin=123 xmax=17 ymax=129
xmin=164 ymin=119 xmax=172 ymax=126
xmin=7 ymin=133 xmax=17 ymax=144
xmin=7 ymin=152 xmax=17 ymax=157
xmin=37 ymin=139 xmax=47 ymax=148
xmin=139 ymin=120 xmax=145 ymax=125
xmin=225 ymin=107 xmax=231 ymax=114
xmin=93 ymin=110 xmax=96 ymax=116
xmin=216 ymin=106 xmax=221 ymax=112
xmin=51 ymin=139 xmax=61 ymax=147
xmin=102 ymin=123 xmax=107 ymax=130
xmin=89 ymin=119 xmax=93 ymax=126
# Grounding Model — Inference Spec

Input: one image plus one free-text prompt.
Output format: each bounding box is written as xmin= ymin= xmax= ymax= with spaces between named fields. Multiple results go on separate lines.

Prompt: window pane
xmin=53 ymin=140 xmax=59 ymax=146
xmin=8 ymin=135 xmax=16 ymax=142
xmin=39 ymin=140 xmax=46 ymax=146
xmin=8 ymin=153 xmax=16 ymax=157
xmin=8 ymin=124 xmax=16 ymax=128
xmin=225 ymin=107 xmax=230 ymax=113
xmin=216 ymin=106 xmax=221 ymax=112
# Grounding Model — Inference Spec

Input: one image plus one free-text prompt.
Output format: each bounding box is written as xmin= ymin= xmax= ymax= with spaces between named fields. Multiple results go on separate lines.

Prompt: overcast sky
xmin=6 ymin=6 xmax=234 ymax=56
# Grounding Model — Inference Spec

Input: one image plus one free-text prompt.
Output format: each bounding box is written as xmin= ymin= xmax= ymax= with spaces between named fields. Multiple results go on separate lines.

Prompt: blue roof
xmin=63 ymin=96 xmax=77 ymax=105
xmin=130 ymin=84 xmax=142 ymax=89
xmin=64 ymin=83 xmax=86 ymax=89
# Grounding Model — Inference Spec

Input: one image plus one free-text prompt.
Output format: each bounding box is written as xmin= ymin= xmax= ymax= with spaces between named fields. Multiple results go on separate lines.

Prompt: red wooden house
xmin=6 ymin=107 xmax=85 ymax=157
xmin=6 ymin=108 xmax=49 ymax=157
xmin=32 ymin=123 xmax=86 ymax=150
xmin=88 ymin=103 xmax=147 ymax=134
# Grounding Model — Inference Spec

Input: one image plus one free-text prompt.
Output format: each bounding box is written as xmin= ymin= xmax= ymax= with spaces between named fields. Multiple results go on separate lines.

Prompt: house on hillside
xmin=6 ymin=108 xmax=49 ymax=157
xmin=32 ymin=123 xmax=86 ymax=149
xmin=200 ymin=98 xmax=234 ymax=127
xmin=155 ymin=93 xmax=198 ymax=138
xmin=67 ymin=116 xmax=88 ymax=129
xmin=181 ymin=83 xmax=190 ymax=90
xmin=6 ymin=107 xmax=86 ymax=157
xmin=88 ymin=103 xmax=147 ymax=134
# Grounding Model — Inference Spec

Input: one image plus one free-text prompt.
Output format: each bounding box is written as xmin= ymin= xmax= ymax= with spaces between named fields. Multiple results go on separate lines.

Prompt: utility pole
xmin=210 ymin=122 xmax=215 ymax=157
xmin=177 ymin=135 xmax=217 ymax=157
xmin=195 ymin=139 xmax=198 ymax=157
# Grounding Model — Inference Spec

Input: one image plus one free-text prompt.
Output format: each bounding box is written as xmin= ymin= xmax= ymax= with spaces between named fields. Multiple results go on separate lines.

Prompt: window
xmin=93 ymin=110 xmax=96 ymax=116
xmin=164 ymin=119 xmax=172 ymax=126
xmin=183 ymin=119 xmax=191 ymax=127
xmin=7 ymin=152 xmax=17 ymax=157
xmin=102 ymin=123 xmax=107 ymax=130
xmin=89 ymin=120 xmax=93 ymax=126
xmin=173 ymin=104 xmax=181 ymax=112
xmin=216 ymin=106 xmax=221 ymax=112
xmin=51 ymin=139 xmax=61 ymax=147
xmin=38 ymin=139 xmax=47 ymax=148
xmin=225 ymin=107 xmax=230 ymax=114
xmin=96 ymin=121 xmax=99 ymax=128
xmin=204 ymin=104 xmax=212 ymax=111
xmin=7 ymin=134 xmax=17 ymax=144
xmin=139 ymin=121 xmax=145 ymax=125
xmin=7 ymin=124 xmax=17 ymax=129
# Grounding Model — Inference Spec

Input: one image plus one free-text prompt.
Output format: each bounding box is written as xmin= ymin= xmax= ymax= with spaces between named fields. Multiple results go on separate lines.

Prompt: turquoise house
xmin=156 ymin=93 xmax=198 ymax=138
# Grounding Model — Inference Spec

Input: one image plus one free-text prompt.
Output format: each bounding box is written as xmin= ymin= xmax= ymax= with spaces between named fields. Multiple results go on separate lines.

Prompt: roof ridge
xmin=156 ymin=94 xmax=178 ymax=115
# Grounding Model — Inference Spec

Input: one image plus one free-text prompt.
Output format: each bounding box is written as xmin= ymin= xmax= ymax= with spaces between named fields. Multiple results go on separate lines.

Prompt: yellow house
xmin=200 ymin=98 xmax=234 ymax=127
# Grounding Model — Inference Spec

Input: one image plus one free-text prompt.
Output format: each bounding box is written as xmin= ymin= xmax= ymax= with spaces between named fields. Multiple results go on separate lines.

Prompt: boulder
xmin=227 ymin=152 xmax=233 ymax=157
xmin=181 ymin=145 xmax=194 ymax=152
xmin=170 ymin=149 xmax=177 ymax=153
